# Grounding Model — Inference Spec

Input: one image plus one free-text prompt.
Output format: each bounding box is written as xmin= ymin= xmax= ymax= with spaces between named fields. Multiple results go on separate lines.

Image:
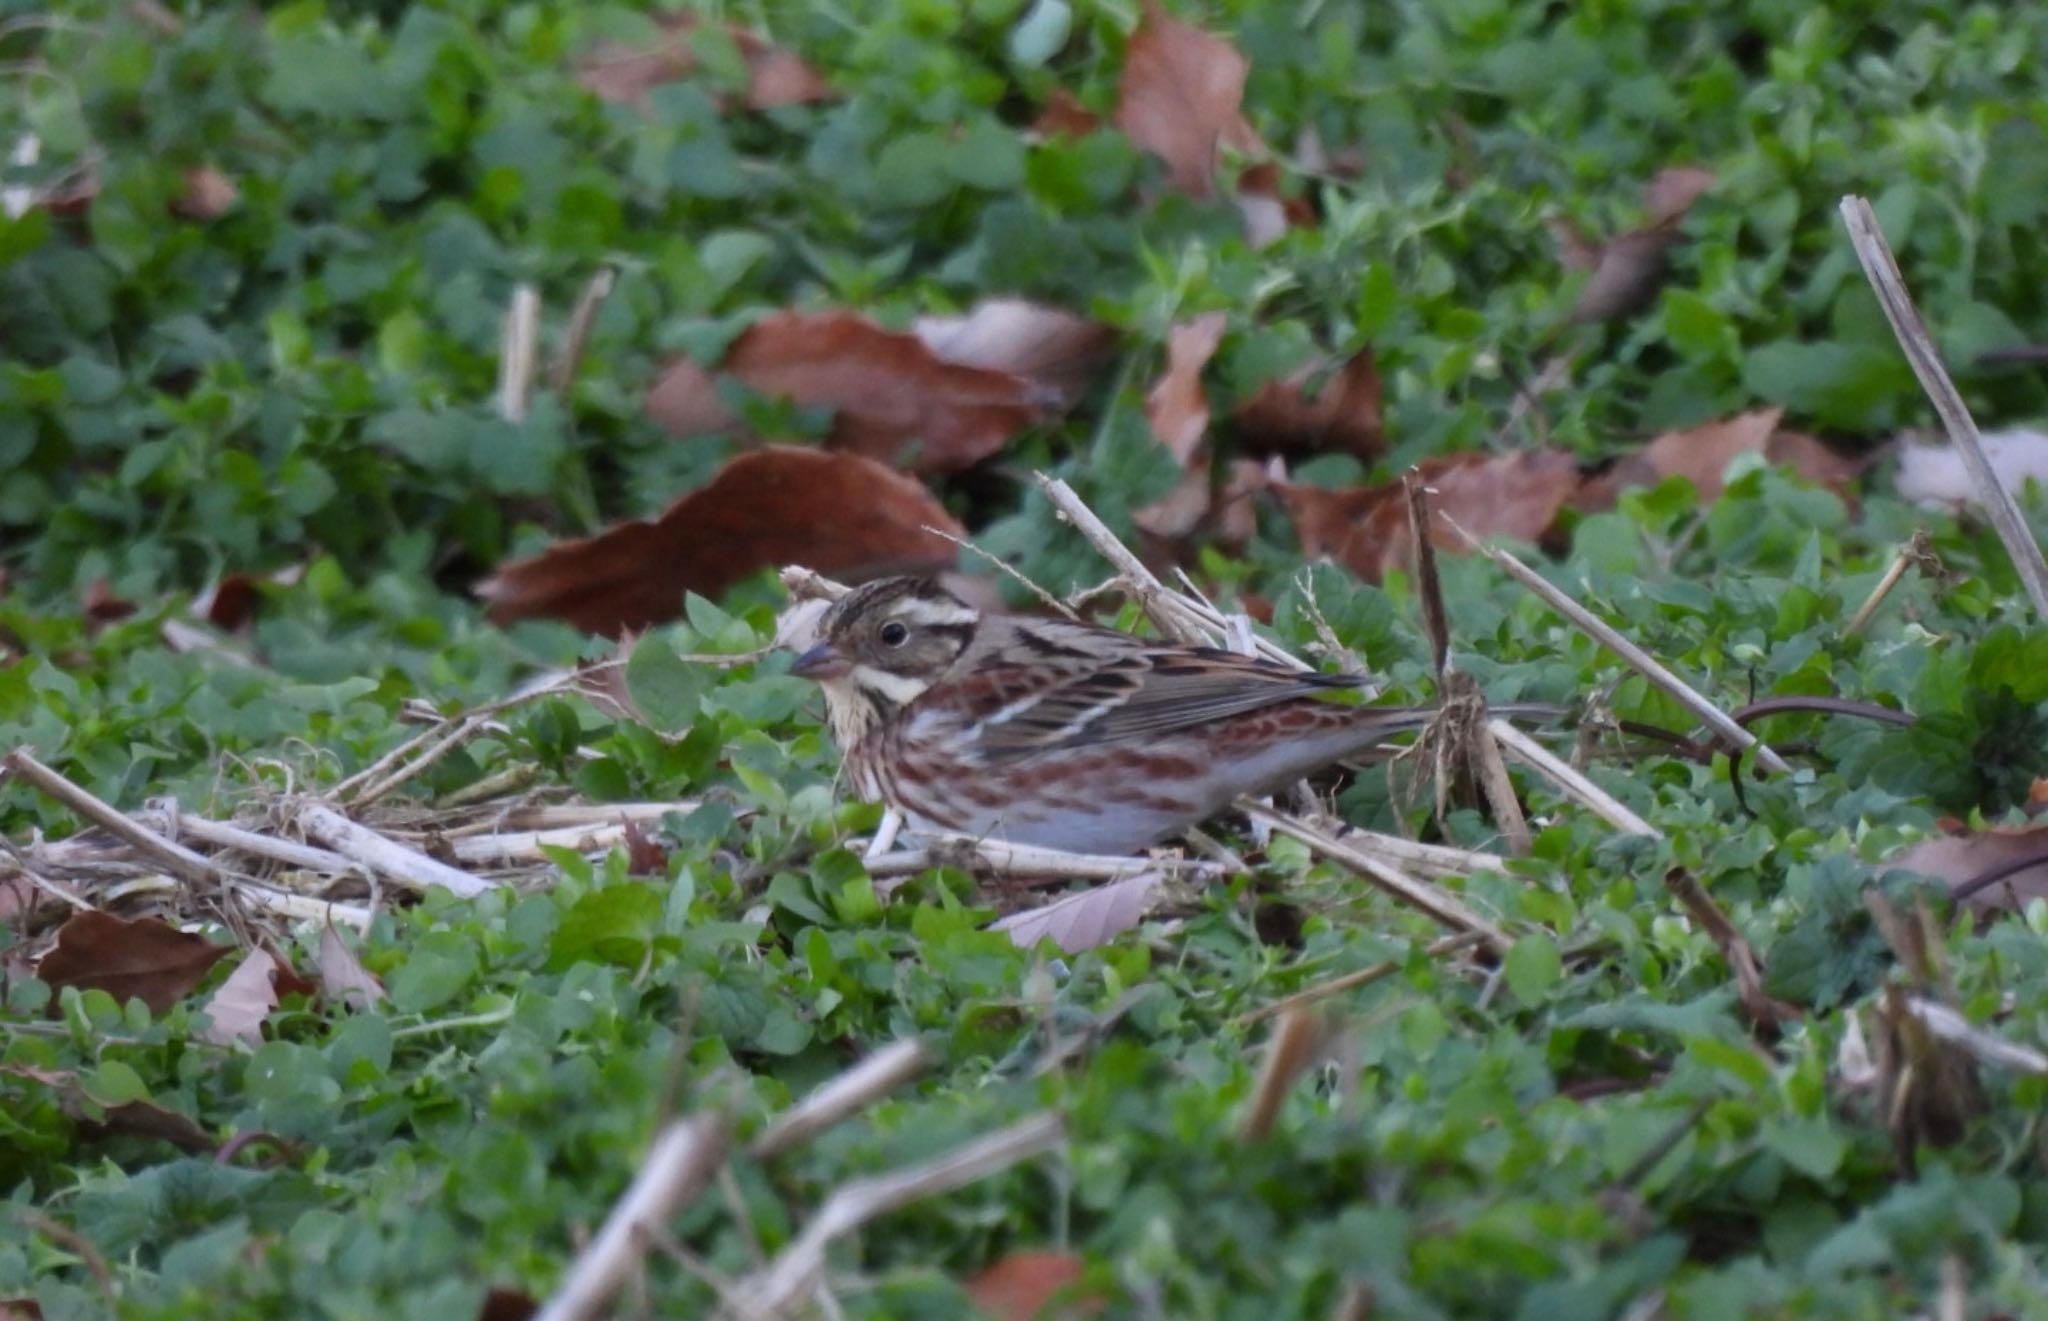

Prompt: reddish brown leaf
xmin=82 ymin=578 xmax=137 ymax=625
xmin=965 ymin=1251 xmax=1099 ymax=1320
xmin=621 ymin=818 xmax=670 ymax=877
xmin=989 ymin=872 xmax=1163 ymax=954
xmin=475 ymin=1288 xmax=538 ymax=1321
xmin=1576 ymin=408 xmax=1866 ymax=509
xmin=646 ymin=310 xmax=1058 ymax=473
xmin=199 ymin=949 xmax=285 ymax=1047
xmin=1276 ymin=450 xmax=1582 ymax=583
xmin=1144 ymin=313 xmax=1228 ymax=467
xmin=1114 ymin=0 xmax=1264 ymax=199
xmin=1233 ymin=161 xmax=1316 ymax=249
xmin=1232 ymin=349 xmax=1382 ymax=460
xmin=912 ymin=300 xmax=1116 ymax=407
xmin=317 ymin=924 xmax=386 ymax=1010
xmin=2 ymin=1065 xmax=214 ymax=1154
xmin=1033 ymin=89 xmax=1102 ymax=138
xmin=1562 ymin=165 xmax=1717 ymax=327
xmin=575 ymin=14 xmax=833 ymax=112
xmin=195 ymin=572 xmax=259 ymax=630
xmin=36 ymin=911 xmax=232 ymax=1015
xmin=170 ymin=166 xmax=237 ymax=220
xmin=1888 ymin=825 xmax=2048 ymax=914
xmin=0 ymin=1297 xmax=43 ymax=1321
xmin=477 ymin=447 xmax=964 ymax=635
xmin=1643 ymin=165 xmax=1717 ymax=227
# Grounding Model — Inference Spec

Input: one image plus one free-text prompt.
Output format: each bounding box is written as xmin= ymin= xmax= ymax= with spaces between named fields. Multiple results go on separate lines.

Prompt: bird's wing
xmin=966 ymin=645 xmax=1363 ymax=757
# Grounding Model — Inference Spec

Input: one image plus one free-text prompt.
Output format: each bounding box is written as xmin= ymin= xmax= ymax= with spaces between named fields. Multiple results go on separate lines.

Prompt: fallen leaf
xmin=199 ymin=948 xmax=285 ymax=1047
xmin=989 ymin=871 xmax=1164 ymax=954
xmin=1896 ymin=427 xmax=2048 ymax=511
xmin=317 ymin=923 xmax=387 ymax=1010
xmin=1133 ymin=314 xmax=1229 ymax=540
xmin=82 ymin=578 xmax=136 ymax=625
xmin=170 ymin=165 xmax=237 ymax=220
xmin=1887 ymin=824 xmax=2048 ymax=913
xmin=1576 ymin=409 xmax=1865 ymax=508
xmin=1232 ymin=348 xmax=1382 ymax=460
xmin=911 ymin=300 xmax=1116 ymax=407
xmin=964 ymin=1250 xmax=1099 ymax=1320
xmin=477 ymin=447 xmax=964 ymax=635
xmin=195 ymin=572 xmax=259 ymax=630
xmin=2 ymin=1064 xmax=214 ymax=1154
xmin=621 ymin=818 xmax=670 ymax=877
xmin=475 ymin=1288 xmax=538 ymax=1321
xmin=1276 ymin=450 xmax=1583 ymax=583
xmin=36 ymin=910 xmax=232 ymax=1015
xmin=1144 ymin=313 xmax=1228 ymax=466
xmin=575 ymin=14 xmax=833 ymax=113
xmin=1032 ymin=89 xmax=1102 ymax=139
xmin=0 ymin=1297 xmax=42 ymax=1321
xmin=1562 ymin=165 xmax=1717 ymax=327
xmin=1233 ymin=161 xmax=1316 ymax=249
xmin=1114 ymin=0 xmax=1264 ymax=199
xmin=647 ymin=310 xmax=1059 ymax=473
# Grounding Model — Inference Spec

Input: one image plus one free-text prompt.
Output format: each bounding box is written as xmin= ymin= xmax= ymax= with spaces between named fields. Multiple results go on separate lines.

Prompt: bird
xmin=787 ymin=575 xmax=1520 ymax=855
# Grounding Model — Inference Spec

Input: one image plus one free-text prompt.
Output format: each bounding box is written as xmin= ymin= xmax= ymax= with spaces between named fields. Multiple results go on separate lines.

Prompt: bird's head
xmin=789 ymin=577 xmax=981 ymax=744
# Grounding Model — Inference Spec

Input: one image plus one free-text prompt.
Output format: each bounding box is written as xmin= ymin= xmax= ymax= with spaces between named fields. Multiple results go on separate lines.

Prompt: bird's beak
xmin=790 ymin=641 xmax=851 ymax=680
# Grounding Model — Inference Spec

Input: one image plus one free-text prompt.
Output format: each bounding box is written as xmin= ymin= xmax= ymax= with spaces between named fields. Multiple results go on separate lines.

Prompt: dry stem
xmin=1840 ymin=196 xmax=2048 ymax=616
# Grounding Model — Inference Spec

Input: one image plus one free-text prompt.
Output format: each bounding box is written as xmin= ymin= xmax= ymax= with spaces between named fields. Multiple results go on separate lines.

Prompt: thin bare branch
xmin=1488 ymin=718 xmax=1662 ymax=837
xmin=498 ymin=283 xmax=541 ymax=423
xmin=1842 ymin=528 xmax=1936 ymax=638
xmin=724 ymin=1112 xmax=1064 ymax=1318
xmin=1233 ymin=932 xmax=1487 ymax=1028
xmin=1839 ymin=196 xmax=2048 ymax=617
xmin=750 ymin=1039 xmax=930 ymax=1160
xmin=3 ymin=749 xmax=219 ymax=886
xmin=550 ymin=266 xmax=617 ymax=395
xmin=1444 ymin=521 xmax=1791 ymax=773
xmin=292 ymin=801 xmax=496 ymax=898
xmin=535 ymin=1115 xmax=731 ymax=1321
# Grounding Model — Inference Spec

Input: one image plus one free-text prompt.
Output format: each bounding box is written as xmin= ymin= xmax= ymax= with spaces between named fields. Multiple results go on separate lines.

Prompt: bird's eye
xmin=879 ymin=621 xmax=910 ymax=647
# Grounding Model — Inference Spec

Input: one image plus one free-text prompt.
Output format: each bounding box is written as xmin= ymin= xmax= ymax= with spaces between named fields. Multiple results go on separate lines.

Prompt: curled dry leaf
xmin=647 ymin=310 xmax=1062 ymax=474
xmin=169 ymin=166 xmax=237 ymax=220
xmin=575 ymin=13 xmax=833 ymax=113
xmin=1232 ymin=348 xmax=1382 ymax=460
xmin=1 ymin=1064 xmax=214 ymax=1155
xmin=1145 ymin=313 xmax=1228 ymax=467
xmin=1561 ymin=164 xmax=1717 ymax=327
xmin=1134 ymin=313 xmax=1228 ymax=540
xmin=476 ymin=447 xmax=964 ymax=635
xmin=1277 ymin=450 xmax=1583 ymax=583
xmin=1886 ymin=824 xmax=2048 ymax=914
xmin=911 ymin=299 xmax=1117 ymax=408
xmin=199 ymin=948 xmax=287 ymax=1047
xmin=35 ymin=910 xmax=232 ymax=1015
xmin=1032 ymin=88 xmax=1102 ymax=139
xmin=82 ymin=578 xmax=137 ymax=626
xmin=1576 ymin=407 xmax=1865 ymax=507
xmin=317 ymin=923 xmax=386 ymax=1010
xmin=964 ymin=1250 xmax=1099 ymax=1321
xmin=1114 ymin=0 xmax=1264 ymax=199
xmin=988 ymin=871 xmax=1164 ymax=954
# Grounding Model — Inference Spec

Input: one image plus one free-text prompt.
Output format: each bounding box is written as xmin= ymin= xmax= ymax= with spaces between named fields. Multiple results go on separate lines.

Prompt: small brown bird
xmin=789 ymin=576 xmax=1491 ymax=855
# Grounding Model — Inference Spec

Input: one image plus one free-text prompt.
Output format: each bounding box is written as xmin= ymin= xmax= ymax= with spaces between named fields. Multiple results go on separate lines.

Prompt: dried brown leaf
xmin=170 ymin=166 xmax=237 ymax=220
xmin=1888 ymin=824 xmax=2048 ymax=914
xmin=1562 ymin=165 xmax=1717 ymax=327
xmin=575 ymin=14 xmax=832 ymax=113
xmin=964 ymin=1250 xmax=1099 ymax=1320
xmin=1576 ymin=408 xmax=1866 ymax=508
xmin=988 ymin=872 xmax=1164 ymax=954
xmin=1232 ymin=348 xmax=1382 ymax=460
xmin=199 ymin=948 xmax=285 ymax=1047
xmin=317 ymin=923 xmax=387 ymax=1010
xmin=1144 ymin=313 xmax=1228 ymax=467
xmin=646 ymin=310 xmax=1057 ymax=473
xmin=476 ymin=447 xmax=963 ymax=635
xmin=2 ymin=1064 xmax=214 ymax=1154
xmin=911 ymin=300 xmax=1116 ymax=407
xmin=1277 ymin=449 xmax=1582 ymax=583
xmin=1114 ymin=0 xmax=1263 ymax=199
xmin=1033 ymin=89 xmax=1102 ymax=139
xmin=35 ymin=910 xmax=232 ymax=1015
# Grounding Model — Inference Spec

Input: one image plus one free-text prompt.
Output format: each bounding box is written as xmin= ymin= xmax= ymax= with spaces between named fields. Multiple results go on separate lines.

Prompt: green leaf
xmin=550 ymin=883 xmax=664 ymax=969
xmin=1503 ymin=934 xmax=1562 ymax=1006
xmin=625 ymin=634 xmax=709 ymax=732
